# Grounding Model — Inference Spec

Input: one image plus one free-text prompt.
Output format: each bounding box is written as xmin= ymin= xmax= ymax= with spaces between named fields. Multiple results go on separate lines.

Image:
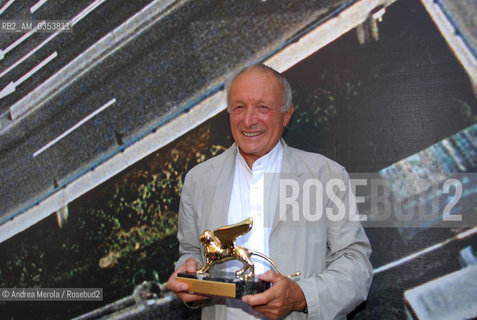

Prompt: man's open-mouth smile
xmin=242 ymin=131 xmax=263 ymax=137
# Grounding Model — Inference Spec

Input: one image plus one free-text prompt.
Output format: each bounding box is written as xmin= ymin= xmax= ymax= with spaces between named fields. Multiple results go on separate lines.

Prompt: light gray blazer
xmin=176 ymin=140 xmax=373 ymax=320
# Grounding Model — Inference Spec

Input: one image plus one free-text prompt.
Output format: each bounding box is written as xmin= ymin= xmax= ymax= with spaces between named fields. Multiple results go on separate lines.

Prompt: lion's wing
xmin=213 ymin=217 xmax=253 ymax=247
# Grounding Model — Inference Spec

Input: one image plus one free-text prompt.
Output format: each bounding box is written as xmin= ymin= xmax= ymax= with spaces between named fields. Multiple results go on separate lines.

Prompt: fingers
xmin=167 ymin=257 xmax=207 ymax=303
xmin=167 ymin=270 xmax=207 ymax=303
xmin=242 ymin=289 xmax=274 ymax=306
xmin=166 ymin=272 xmax=189 ymax=292
xmin=166 ymin=268 xmax=187 ymax=295
xmin=242 ymin=270 xmax=306 ymax=319
xmin=243 ymin=271 xmax=280 ymax=306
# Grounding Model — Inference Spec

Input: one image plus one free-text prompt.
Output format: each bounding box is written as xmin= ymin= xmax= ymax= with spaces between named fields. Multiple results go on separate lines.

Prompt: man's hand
xmin=242 ymin=270 xmax=307 ymax=319
xmin=166 ymin=257 xmax=208 ymax=303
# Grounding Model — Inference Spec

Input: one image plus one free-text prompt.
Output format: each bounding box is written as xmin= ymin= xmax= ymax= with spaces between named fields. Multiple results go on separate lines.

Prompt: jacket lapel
xmin=271 ymin=140 xmax=304 ymax=233
xmin=205 ymin=143 xmax=237 ymax=230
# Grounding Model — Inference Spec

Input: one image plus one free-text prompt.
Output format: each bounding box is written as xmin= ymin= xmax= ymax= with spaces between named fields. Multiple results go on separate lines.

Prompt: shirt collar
xmin=235 ymin=140 xmax=283 ymax=173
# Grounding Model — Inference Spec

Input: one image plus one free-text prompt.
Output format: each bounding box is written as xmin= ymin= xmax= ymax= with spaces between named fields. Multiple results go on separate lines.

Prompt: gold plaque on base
xmin=177 ymin=271 xmax=270 ymax=299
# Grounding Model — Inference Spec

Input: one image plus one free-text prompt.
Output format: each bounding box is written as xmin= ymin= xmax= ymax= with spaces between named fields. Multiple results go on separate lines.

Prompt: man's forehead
xmin=230 ymin=70 xmax=280 ymax=95
xmin=233 ymin=68 xmax=276 ymax=83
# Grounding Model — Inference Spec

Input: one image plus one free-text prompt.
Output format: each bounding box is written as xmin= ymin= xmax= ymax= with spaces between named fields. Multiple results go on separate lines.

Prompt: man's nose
xmin=243 ymin=107 xmax=258 ymax=127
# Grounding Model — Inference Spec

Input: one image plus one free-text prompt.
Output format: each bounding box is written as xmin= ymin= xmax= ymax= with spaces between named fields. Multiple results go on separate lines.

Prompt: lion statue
xmin=196 ymin=217 xmax=299 ymax=280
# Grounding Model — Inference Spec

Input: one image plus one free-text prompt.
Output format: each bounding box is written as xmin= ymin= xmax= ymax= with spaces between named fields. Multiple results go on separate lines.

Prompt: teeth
xmin=243 ymin=131 xmax=262 ymax=137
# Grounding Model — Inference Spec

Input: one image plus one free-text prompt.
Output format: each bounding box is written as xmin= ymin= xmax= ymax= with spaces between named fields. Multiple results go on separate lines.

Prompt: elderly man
xmin=167 ymin=64 xmax=373 ymax=320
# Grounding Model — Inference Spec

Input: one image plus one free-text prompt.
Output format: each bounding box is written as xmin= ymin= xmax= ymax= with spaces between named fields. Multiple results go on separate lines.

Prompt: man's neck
xmin=240 ymin=152 xmax=258 ymax=169
xmin=237 ymin=140 xmax=283 ymax=169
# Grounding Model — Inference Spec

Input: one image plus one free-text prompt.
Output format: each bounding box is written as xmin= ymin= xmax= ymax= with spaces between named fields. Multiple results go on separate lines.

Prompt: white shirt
xmin=226 ymin=141 xmax=283 ymax=319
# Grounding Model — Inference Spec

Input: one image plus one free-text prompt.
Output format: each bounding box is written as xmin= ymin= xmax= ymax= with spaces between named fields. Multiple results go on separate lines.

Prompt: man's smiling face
xmin=228 ymin=68 xmax=293 ymax=167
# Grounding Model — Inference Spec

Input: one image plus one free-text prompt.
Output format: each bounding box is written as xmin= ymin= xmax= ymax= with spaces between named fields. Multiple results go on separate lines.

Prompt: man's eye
xmin=232 ymin=105 xmax=244 ymax=111
xmin=258 ymin=105 xmax=270 ymax=111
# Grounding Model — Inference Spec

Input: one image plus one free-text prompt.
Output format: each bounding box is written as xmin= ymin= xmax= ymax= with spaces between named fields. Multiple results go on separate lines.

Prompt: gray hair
xmin=226 ymin=63 xmax=293 ymax=113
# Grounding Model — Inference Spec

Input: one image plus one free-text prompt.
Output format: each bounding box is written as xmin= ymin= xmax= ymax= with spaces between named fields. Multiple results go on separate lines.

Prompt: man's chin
xmin=238 ymin=147 xmax=260 ymax=156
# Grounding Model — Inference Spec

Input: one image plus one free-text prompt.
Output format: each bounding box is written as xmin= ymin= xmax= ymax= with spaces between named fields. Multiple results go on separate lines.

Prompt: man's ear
xmin=283 ymin=104 xmax=294 ymax=127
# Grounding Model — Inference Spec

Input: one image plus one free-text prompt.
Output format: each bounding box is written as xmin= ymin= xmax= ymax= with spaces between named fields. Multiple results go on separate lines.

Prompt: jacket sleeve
xmin=175 ymin=171 xmax=203 ymax=270
xmin=297 ymin=168 xmax=373 ymax=320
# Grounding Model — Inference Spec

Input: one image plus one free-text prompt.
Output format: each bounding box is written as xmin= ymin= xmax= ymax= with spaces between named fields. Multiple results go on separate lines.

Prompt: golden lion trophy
xmin=177 ymin=217 xmax=300 ymax=299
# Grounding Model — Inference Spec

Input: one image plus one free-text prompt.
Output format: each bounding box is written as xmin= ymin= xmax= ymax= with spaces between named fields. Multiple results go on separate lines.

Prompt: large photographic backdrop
xmin=1 ymin=0 xmax=476 ymax=319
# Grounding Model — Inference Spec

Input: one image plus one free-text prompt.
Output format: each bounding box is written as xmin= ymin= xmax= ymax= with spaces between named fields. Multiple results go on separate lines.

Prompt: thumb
xmin=258 ymin=270 xmax=280 ymax=283
xmin=185 ymin=258 xmax=201 ymax=273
